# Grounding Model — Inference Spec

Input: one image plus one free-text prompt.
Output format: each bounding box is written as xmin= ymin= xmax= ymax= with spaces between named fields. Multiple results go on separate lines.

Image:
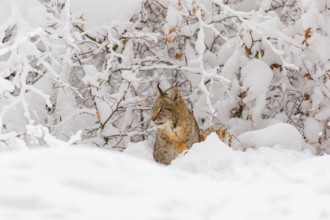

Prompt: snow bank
xmin=1 ymin=129 xmax=329 ymax=220
xmin=172 ymin=129 xmax=311 ymax=179
xmin=172 ymin=133 xmax=237 ymax=177
xmin=0 ymin=147 xmax=225 ymax=220
xmin=237 ymin=123 xmax=306 ymax=151
xmin=123 ymin=140 xmax=154 ymax=161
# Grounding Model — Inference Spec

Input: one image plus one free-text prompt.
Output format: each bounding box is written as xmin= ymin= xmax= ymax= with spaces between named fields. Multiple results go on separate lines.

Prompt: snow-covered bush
xmin=0 ymin=0 xmax=147 ymax=149
xmin=0 ymin=0 xmax=329 ymax=153
xmin=132 ymin=0 xmax=330 ymax=153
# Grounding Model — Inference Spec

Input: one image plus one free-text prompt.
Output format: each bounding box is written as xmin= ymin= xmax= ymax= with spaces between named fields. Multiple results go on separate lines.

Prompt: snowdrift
xmin=0 ymin=124 xmax=329 ymax=220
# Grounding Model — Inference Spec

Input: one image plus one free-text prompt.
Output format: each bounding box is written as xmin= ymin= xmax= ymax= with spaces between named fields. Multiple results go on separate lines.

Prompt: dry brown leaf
xmin=96 ymin=111 xmax=101 ymax=121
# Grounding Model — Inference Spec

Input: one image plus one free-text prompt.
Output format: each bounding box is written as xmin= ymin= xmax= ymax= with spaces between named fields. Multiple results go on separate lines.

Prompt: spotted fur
xmin=151 ymin=86 xmax=200 ymax=165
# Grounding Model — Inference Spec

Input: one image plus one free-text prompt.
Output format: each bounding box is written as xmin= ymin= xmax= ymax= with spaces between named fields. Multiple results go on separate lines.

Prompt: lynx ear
xmin=156 ymin=84 xmax=165 ymax=97
xmin=167 ymin=87 xmax=180 ymax=103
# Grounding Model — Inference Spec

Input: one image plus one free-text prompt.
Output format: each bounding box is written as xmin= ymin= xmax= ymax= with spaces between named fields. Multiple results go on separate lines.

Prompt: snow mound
xmin=0 ymin=140 xmax=329 ymax=220
xmin=123 ymin=140 xmax=154 ymax=161
xmin=171 ymin=133 xmax=237 ymax=177
xmin=172 ymin=131 xmax=311 ymax=180
xmin=237 ymin=123 xmax=305 ymax=151
xmin=0 ymin=147 xmax=216 ymax=220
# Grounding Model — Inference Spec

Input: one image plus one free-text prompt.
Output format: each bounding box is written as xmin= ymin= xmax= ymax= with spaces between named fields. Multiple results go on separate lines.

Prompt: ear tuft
xmin=167 ymin=87 xmax=180 ymax=103
xmin=157 ymin=83 xmax=165 ymax=96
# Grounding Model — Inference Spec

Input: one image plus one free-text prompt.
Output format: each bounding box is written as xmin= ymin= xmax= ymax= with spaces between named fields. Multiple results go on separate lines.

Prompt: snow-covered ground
xmin=1 ymin=0 xmax=330 ymax=219
xmin=1 ymin=123 xmax=330 ymax=220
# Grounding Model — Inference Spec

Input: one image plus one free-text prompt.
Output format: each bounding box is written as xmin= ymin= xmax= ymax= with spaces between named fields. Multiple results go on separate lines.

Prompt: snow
xmin=236 ymin=123 xmax=306 ymax=151
xmin=241 ymin=59 xmax=273 ymax=119
xmin=121 ymin=70 xmax=142 ymax=82
xmin=0 ymin=0 xmax=48 ymax=28
xmin=1 ymin=124 xmax=330 ymax=220
xmin=70 ymin=0 xmax=142 ymax=29
xmin=81 ymin=65 xmax=107 ymax=87
xmin=1 ymin=0 xmax=330 ymax=218
xmin=241 ymin=59 xmax=273 ymax=101
xmin=259 ymin=0 xmax=272 ymax=10
xmin=304 ymin=117 xmax=323 ymax=143
xmin=311 ymin=35 xmax=330 ymax=63
xmin=300 ymin=6 xmax=320 ymax=30
xmin=0 ymin=78 xmax=14 ymax=93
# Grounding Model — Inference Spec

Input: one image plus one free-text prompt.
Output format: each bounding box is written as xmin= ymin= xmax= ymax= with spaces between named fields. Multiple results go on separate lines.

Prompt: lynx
xmin=151 ymin=85 xmax=200 ymax=165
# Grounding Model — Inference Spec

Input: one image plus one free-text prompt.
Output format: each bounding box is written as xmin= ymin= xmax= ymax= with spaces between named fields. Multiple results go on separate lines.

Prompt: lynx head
xmin=151 ymin=85 xmax=181 ymax=129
